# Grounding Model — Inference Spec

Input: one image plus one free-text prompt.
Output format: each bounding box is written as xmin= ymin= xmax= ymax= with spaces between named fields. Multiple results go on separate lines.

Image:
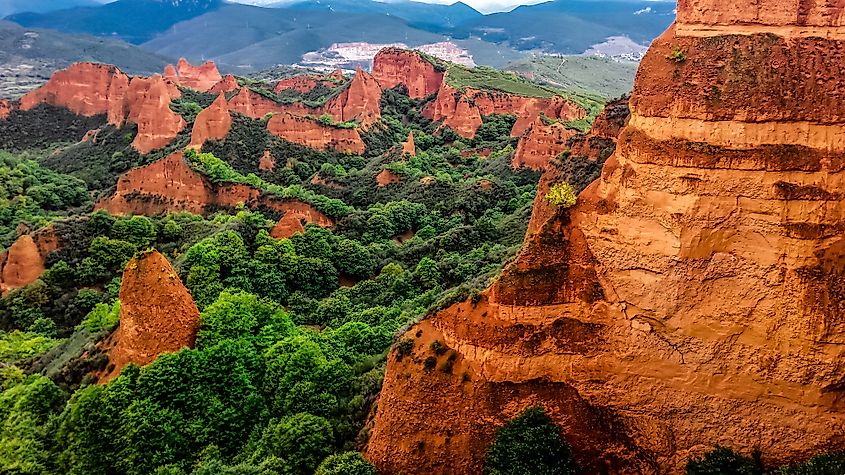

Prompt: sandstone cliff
xmin=21 ymin=62 xmax=128 ymax=118
xmin=402 ymin=131 xmax=416 ymax=156
xmin=367 ymin=3 xmax=845 ymax=473
xmin=210 ymin=74 xmax=239 ymax=95
xmin=269 ymin=201 xmax=333 ymax=239
xmin=372 ymin=48 xmax=444 ymax=99
xmin=267 ymin=112 xmax=365 ymax=154
xmin=322 ymin=68 xmax=382 ymax=129
xmin=190 ymin=93 xmax=232 ymax=148
xmin=0 ymin=228 xmax=60 ymax=294
xmin=164 ymin=58 xmax=223 ymax=92
xmin=100 ymin=250 xmax=200 ymax=382
xmin=512 ymin=118 xmax=575 ymax=170
xmin=0 ymin=99 xmax=11 ymax=120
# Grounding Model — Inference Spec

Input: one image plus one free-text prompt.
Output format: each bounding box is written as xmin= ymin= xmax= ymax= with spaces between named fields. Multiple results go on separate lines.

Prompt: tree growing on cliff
xmin=545 ymin=182 xmax=577 ymax=209
xmin=484 ymin=406 xmax=578 ymax=475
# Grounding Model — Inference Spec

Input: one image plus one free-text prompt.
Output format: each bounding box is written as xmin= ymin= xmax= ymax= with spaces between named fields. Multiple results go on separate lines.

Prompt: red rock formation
xmin=0 ymin=229 xmax=60 ymax=294
xmin=190 ymin=93 xmax=232 ymax=148
xmin=376 ymin=169 xmax=400 ymax=187
xmin=424 ymin=81 xmax=586 ymax=139
xmin=367 ymin=4 xmax=845 ymax=474
xmin=100 ymin=250 xmax=200 ymax=382
xmin=210 ymin=74 xmax=239 ymax=94
xmin=0 ymin=100 xmax=11 ymax=120
xmin=267 ymin=112 xmax=365 ymax=154
xmin=96 ymin=152 xmax=213 ymax=215
xmin=258 ymin=150 xmax=276 ymax=171
xmin=21 ymin=62 xmax=129 ymax=117
xmin=269 ymin=200 xmax=333 ymax=239
xmin=164 ymin=58 xmax=223 ymax=92
xmin=424 ymin=81 xmax=482 ymax=138
xmin=402 ymin=131 xmax=416 ymax=156
xmin=322 ymin=68 xmax=382 ymax=128
xmin=372 ymin=48 xmax=444 ymax=99
xmin=512 ymin=118 xmax=576 ymax=170
xmin=274 ymin=74 xmax=321 ymax=94
xmin=227 ymin=87 xmax=290 ymax=118
xmin=112 ymin=75 xmax=186 ymax=154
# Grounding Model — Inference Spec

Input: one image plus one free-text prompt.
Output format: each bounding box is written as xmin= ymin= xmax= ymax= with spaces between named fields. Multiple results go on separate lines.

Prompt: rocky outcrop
xmin=269 ymin=200 xmax=333 ymax=239
xmin=376 ymin=169 xmax=400 ymax=187
xmin=258 ymin=150 xmax=276 ymax=171
xmin=274 ymin=70 xmax=343 ymax=94
xmin=100 ymin=250 xmax=200 ymax=382
xmin=512 ymin=118 xmax=576 ymax=170
xmin=0 ymin=100 xmax=11 ymax=120
xmin=164 ymin=58 xmax=223 ymax=92
xmin=402 ymin=131 xmax=416 ymax=156
xmin=367 ymin=4 xmax=845 ymax=474
xmin=190 ymin=93 xmax=232 ymax=148
xmin=111 ymin=75 xmax=186 ymax=154
xmin=21 ymin=63 xmax=129 ymax=117
xmin=267 ymin=112 xmax=365 ymax=154
xmin=0 ymin=229 xmax=60 ymax=294
xmin=210 ymin=74 xmax=239 ymax=94
xmin=372 ymin=48 xmax=444 ymax=99
xmin=96 ymin=152 xmax=212 ymax=215
xmin=424 ymin=81 xmax=586 ymax=139
xmin=322 ymin=68 xmax=382 ymax=129
xmin=227 ymin=87 xmax=294 ymax=119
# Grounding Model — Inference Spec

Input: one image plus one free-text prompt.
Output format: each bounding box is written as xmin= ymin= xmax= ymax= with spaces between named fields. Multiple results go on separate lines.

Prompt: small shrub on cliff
xmin=545 ymin=182 xmax=577 ymax=209
xmin=395 ymin=339 xmax=414 ymax=361
xmin=668 ymin=46 xmax=688 ymax=63
xmin=484 ymin=406 xmax=578 ymax=475
xmin=686 ymin=446 xmax=763 ymax=475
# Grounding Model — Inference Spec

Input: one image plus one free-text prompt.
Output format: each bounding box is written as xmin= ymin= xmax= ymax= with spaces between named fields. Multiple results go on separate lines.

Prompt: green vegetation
xmin=505 ymin=55 xmax=638 ymax=100
xmin=687 ymin=446 xmax=845 ymax=474
xmin=669 ymin=46 xmax=688 ymax=63
xmin=446 ymin=64 xmax=561 ymax=98
xmin=484 ymin=406 xmax=578 ymax=475
xmin=545 ymin=182 xmax=577 ymax=208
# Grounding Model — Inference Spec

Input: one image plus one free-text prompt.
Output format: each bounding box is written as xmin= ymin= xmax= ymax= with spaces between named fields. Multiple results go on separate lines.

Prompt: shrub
xmin=484 ymin=406 xmax=577 ymax=475
xmin=423 ymin=356 xmax=437 ymax=371
xmin=315 ymin=452 xmax=377 ymax=475
xmin=395 ymin=339 xmax=414 ymax=361
xmin=686 ymin=446 xmax=762 ymax=475
xmin=544 ymin=182 xmax=577 ymax=208
xmin=668 ymin=46 xmax=687 ymax=63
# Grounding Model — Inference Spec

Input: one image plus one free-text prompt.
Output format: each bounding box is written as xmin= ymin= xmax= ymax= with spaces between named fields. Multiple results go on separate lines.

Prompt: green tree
xmin=111 ymin=216 xmax=157 ymax=248
xmin=414 ymin=257 xmax=441 ymax=289
xmin=253 ymin=413 xmax=334 ymax=475
xmin=484 ymin=406 xmax=578 ymax=475
xmin=315 ymin=452 xmax=378 ymax=475
xmin=544 ymin=182 xmax=577 ymax=209
xmin=686 ymin=446 xmax=762 ymax=475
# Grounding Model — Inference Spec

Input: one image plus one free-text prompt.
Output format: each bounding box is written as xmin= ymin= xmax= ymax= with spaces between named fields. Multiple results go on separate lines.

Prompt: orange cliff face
xmin=0 ymin=99 xmax=12 ymax=120
xmin=99 ymin=250 xmax=200 ymax=382
xmin=190 ymin=93 xmax=232 ymax=148
xmin=367 ymin=5 xmax=845 ymax=475
xmin=164 ymin=58 xmax=223 ymax=92
xmin=21 ymin=63 xmax=185 ymax=154
xmin=424 ymin=81 xmax=587 ymax=139
xmin=269 ymin=201 xmax=333 ymax=239
xmin=322 ymin=69 xmax=382 ymax=129
xmin=0 ymin=229 xmax=60 ymax=294
xmin=211 ymin=74 xmax=239 ymax=95
xmin=402 ymin=131 xmax=416 ymax=156
xmin=512 ymin=118 xmax=576 ymax=170
xmin=21 ymin=62 xmax=129 ymax=117
xmin=267 ymin=112 xmax=365 ymax=154
xmin=372 ymin=48 xmax=444 ymax=99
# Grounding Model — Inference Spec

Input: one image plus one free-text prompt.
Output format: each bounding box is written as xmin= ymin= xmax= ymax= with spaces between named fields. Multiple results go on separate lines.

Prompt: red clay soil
xmin=99 ymin=250 xmax=200 ymax=382
xmin=366 ymin=6 xmax=845 ymax=474
xmin=210 ymin=74 xmax=240 ymax=94
xmin=258 ymin=150 xmax=276 ymax=171
xmin=402 ymin=131 xmax=416 ymax=156
xmin=269 ymin=201 xmax=333 ymax=239
xmin=512 ymin=118 xmax=576 ymax=170
xmin=0 ymin=99 xmax=11 ymax=120
xmin=0 ymin=228 xmax=60 ymax=294
xmin=267 ymin=112 xmax=365 ymax=154
xmin=322 ymin=68 xmax=382 ymax=129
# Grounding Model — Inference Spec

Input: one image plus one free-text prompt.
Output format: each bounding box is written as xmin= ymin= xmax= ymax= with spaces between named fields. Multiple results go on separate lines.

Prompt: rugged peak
xmin=402 ymin=130 xmax=416 ymax=156
xmin=0 ymin=229 xmax=60 ymax=294
xmin=21 ymin=62 xmax=129 ymax=117
xmin=190 ymin=93 xmax=232 ymax=149
xmin=372 ymin=48 xmax=444 ymax=99
xmin=267 ymin=112 xmax=366 ymax=154
xmin=117 ymin=75 xmax=186 ymax=154
xmin=0 ymin=99 xmax=11 ymax=120
xmin=165 ymin=58 xmax=223 ymax=92
xmin=512 ymin=120 xmax=575 ymax=170
xmin=210 ymin=74 xmax=239 ymax=94
xmin=322 ymin=68 xmax=382 ymax=129
xmin=100 ymin=250 xmax=200 ymax=382
xmin=676 ymin=0 xmax=845 ymax=28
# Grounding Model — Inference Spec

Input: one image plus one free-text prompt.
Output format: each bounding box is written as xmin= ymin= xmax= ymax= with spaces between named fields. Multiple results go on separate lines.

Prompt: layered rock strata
xmin=190 ymin=93 xmax=232 ymax=148
xmin=512 ymin=118 xmax=576 ymax=170
xmin=164 ymin=58 xmax=223 ymax=92
xmin=267 ymin=112 xmax=366 ymax=154
xmin=100 ymin=250 xmax=200 ymax=382
xmin=367 ymin=4 xmax=845 ymax=474
xmin=322 ymin=69 xmax=382 ymax=128
xmin=372 ymin=48 xmax=444 ymax=99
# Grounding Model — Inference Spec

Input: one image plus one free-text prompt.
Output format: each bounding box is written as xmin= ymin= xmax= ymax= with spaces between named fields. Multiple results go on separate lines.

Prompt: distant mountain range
xmin=0 ymin=20 xmax=171 ymax=98
xmin=4 ymin=0 xmax=675 ymax=72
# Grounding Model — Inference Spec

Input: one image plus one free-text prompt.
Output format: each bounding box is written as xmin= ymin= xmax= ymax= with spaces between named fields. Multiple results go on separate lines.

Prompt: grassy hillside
xmin=506 ymin=55 xmax=639 ymax=99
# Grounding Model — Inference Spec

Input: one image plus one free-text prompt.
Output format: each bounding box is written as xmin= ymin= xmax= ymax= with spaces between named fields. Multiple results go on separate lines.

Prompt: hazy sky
xmin=235 ymin=0 xmax=548 ymax=14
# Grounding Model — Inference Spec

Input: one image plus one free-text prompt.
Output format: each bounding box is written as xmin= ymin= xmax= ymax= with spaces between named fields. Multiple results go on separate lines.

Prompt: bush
xmin=315 ymin=452 xmax=378 ymax=475
xmin=484 ymin=406 xmax=577 ymax=475
xmin=686 ymin=446 xmax=762 ymax=475
xmin=544 ymin=182 xmax=577 ymax=208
